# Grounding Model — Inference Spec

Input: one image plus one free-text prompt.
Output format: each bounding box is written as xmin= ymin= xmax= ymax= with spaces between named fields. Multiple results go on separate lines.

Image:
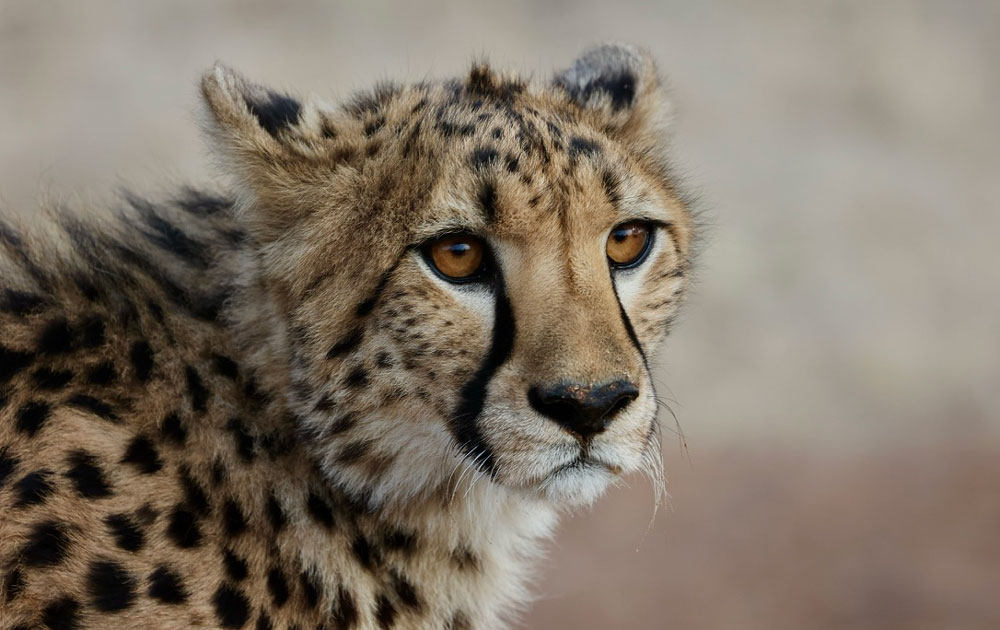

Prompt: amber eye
xmin=425 ymin=234 xmax=487 ymax=281
xmin=606 ymin=221 xmax=652 ymax=268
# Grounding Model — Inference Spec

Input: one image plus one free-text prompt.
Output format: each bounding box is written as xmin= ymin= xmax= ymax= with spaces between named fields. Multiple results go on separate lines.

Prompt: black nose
xmin=528 ymin=380 xmax=639 ymax=440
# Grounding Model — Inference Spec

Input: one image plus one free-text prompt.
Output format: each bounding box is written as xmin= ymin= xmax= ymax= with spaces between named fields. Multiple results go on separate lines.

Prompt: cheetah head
xmin=201 ymin=44 xmax=694 ymax=509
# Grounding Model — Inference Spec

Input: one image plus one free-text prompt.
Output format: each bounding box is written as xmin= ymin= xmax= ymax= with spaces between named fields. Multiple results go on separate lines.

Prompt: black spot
xmin=0 ymin=345 xmax=34 ymax=383
xmin=130 ymin=194 xmax=212 ymax=269
xmin=356 ymin=262 xmax=399 ymax=317
xmin=477 ymin=181 xmax=497 ymax=221
xmin=375 ymin=594 xmax=397 ymax=628
xmin=222 ymin=499 xmax=248 ymax=537
xmin=266 ymin=567 xmax=289 ymax=607
xmin=326 ymin=329 xmax=363 ymax=359
xmin=65 ymin=450 xmax=112 ymax=498
xmin=452 ymin=546 xmax=481 ymax=571
xmin=338 ymin=440 xmax=371 ymax=464
xmin=166 ymin=505 xmax=202 ymax=548
xmin=121 ymin=435 xmax=163 ymax=474
xmin=383 ymin=530 xmax=417 ymax=555
xmin=16 ymin=400 xmax=51 ymax=437
xmin=79 ymin=317 xmax=105 ymax=348
xmin=602 ymin=170 xmax=622 ymax=208
xmin=185 ymin=365 xmax=209 ymax=412
xmin=136 ymin=503 xmax=159 ymax=525
xmin=212 ymin=354 xmax=239 ymax=379
xmin=32 ymin=367 xmax=73 ymax=390
xmin=256 ymin=611 xmax=274 ymax=630
xmin=267 ymin=493 xmax=286 ymax=532
xmin=176 ymin=188 xmax=232 ymax=216
xmin=345 ymin=367 xmax=368 ymax=388
xmin=568 ymin=136 xmax=602 ymax=157
xmin=4 ymin=567 xmax=24 ymax=601
xmin=0 ymin=447 xmax=18 ymax=488
xmin=364 ymin=116 xmax=386 ymax=137
xmin=105 ymin=513 xmax=145 ymax=551
xmin=20 ymin=520 xmax=71 ymax=566
xmin=222 ymin=548 xmax=249 ymax=582
xmin=1 ymin=288 xmax=46 ymax=316
xmin=42 ymin=596 xmax=80 ymax=630
xmin=450 ymin=274 xmax=515 ymax=475
xmin=178 ymin=468 xmax=210 ymax=515
xmin=160 ymin=411 xmax=187 ymax=445
xmin=66 ymin=394 xmax=119 ymax=422
xmin=14 ymin=469 xmax=54 ymax=507
xmin=391 ymin=571 xmax=421 ymax=610
xmin=85 ymin=360 xmax=116 ymax=385
xmin=505 ymin=154 xmax=520 ymax=173
xmin=225 ymin=418 xmax=256 ymax=462
xmin=212 ymin=583 xmax=251 ymax=629
xmin=300 ymin=571 xmax=321 ymax=609
xmin=86 ymin=559 xmax=137 ymax=611
xmin=129 ymin=340 xmax=155 ymax=381
xmin=334 ymin=585 xmax=359 ymax=628
xmin=148 ymin=565 xmax=188 ymax=604
xmin=37 ymin=318 xmax=75 ymax=355
xmin=470 ymin=147 xmax=499 ymax=169
xmin=211 ymin=458 xmax=228 ymax=485
xmin=247 ymin=90 xmax=302 ymax=136
xmin=352 ymin=536 xmax=376 ymax=571
xmin=306 ymin=491 xmax=334 ymax=529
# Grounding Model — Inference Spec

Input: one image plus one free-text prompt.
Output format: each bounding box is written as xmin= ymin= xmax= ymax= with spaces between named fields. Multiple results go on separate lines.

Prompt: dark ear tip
xmin=201 ymin=63 xmax=302 ymax=137
xmin=554 ymin=42 xmax=657 ymax=112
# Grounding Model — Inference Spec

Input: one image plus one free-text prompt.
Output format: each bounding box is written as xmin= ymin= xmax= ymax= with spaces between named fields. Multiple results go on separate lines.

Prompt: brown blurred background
xmin=2 ymin=1 xmax=999 ymax=628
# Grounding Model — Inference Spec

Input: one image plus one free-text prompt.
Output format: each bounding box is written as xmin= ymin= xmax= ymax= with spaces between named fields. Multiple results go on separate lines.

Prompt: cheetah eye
xmin=423 ymin=233 xmax=488 ymax=282
xmin=606 ymin=221 xmax=653 ymax=269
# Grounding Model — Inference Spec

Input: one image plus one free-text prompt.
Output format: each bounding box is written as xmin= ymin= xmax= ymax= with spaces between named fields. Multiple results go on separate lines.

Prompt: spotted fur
xmin=0 ymin=43 xmax=696 ymax=629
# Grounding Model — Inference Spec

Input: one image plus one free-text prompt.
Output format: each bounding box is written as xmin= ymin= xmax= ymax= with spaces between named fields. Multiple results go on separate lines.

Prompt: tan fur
xmin=0 ymin=43 xmax=695 ymax=629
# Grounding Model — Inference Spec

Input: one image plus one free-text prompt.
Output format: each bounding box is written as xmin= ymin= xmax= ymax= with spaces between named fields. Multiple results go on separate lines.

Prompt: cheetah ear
xmin=553 ymin=43 xmax=672 ymax=148
xmin=200 ymin=63 xmax=304 ymax=154
xmin=199 ymin=63 xmax=314 ymax=241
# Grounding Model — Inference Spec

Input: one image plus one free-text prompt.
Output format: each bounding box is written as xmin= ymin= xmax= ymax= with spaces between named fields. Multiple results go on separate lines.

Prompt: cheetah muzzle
xmin=1 ymin=43 xmax=695 ymax=630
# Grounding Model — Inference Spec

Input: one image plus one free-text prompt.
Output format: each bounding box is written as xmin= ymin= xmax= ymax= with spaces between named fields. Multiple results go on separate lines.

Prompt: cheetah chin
xmin=1 ymin=42 xmax=696 ymax=630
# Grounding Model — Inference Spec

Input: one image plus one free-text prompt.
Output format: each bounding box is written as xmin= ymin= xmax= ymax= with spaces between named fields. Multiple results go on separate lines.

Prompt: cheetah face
xmin=202 ymin=44 xmax=694 ymax=509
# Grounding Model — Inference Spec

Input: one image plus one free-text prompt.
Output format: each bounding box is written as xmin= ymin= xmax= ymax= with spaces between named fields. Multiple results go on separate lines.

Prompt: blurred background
xmin=2 ymin=1 xmax=998 ymax=627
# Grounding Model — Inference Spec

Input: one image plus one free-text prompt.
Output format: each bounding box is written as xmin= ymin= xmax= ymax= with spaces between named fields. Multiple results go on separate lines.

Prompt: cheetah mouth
xmin=546 ymin=455 xmax=622 ymax=479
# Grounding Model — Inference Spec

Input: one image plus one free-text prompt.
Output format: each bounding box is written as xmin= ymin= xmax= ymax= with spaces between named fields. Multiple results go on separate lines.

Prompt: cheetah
xmin=0 ymin=43 xmax=695 ymax=629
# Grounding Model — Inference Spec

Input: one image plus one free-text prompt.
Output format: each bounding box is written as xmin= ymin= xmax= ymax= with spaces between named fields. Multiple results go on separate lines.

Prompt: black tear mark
xmin=449 ymin=273 xmax=515 ymax=476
